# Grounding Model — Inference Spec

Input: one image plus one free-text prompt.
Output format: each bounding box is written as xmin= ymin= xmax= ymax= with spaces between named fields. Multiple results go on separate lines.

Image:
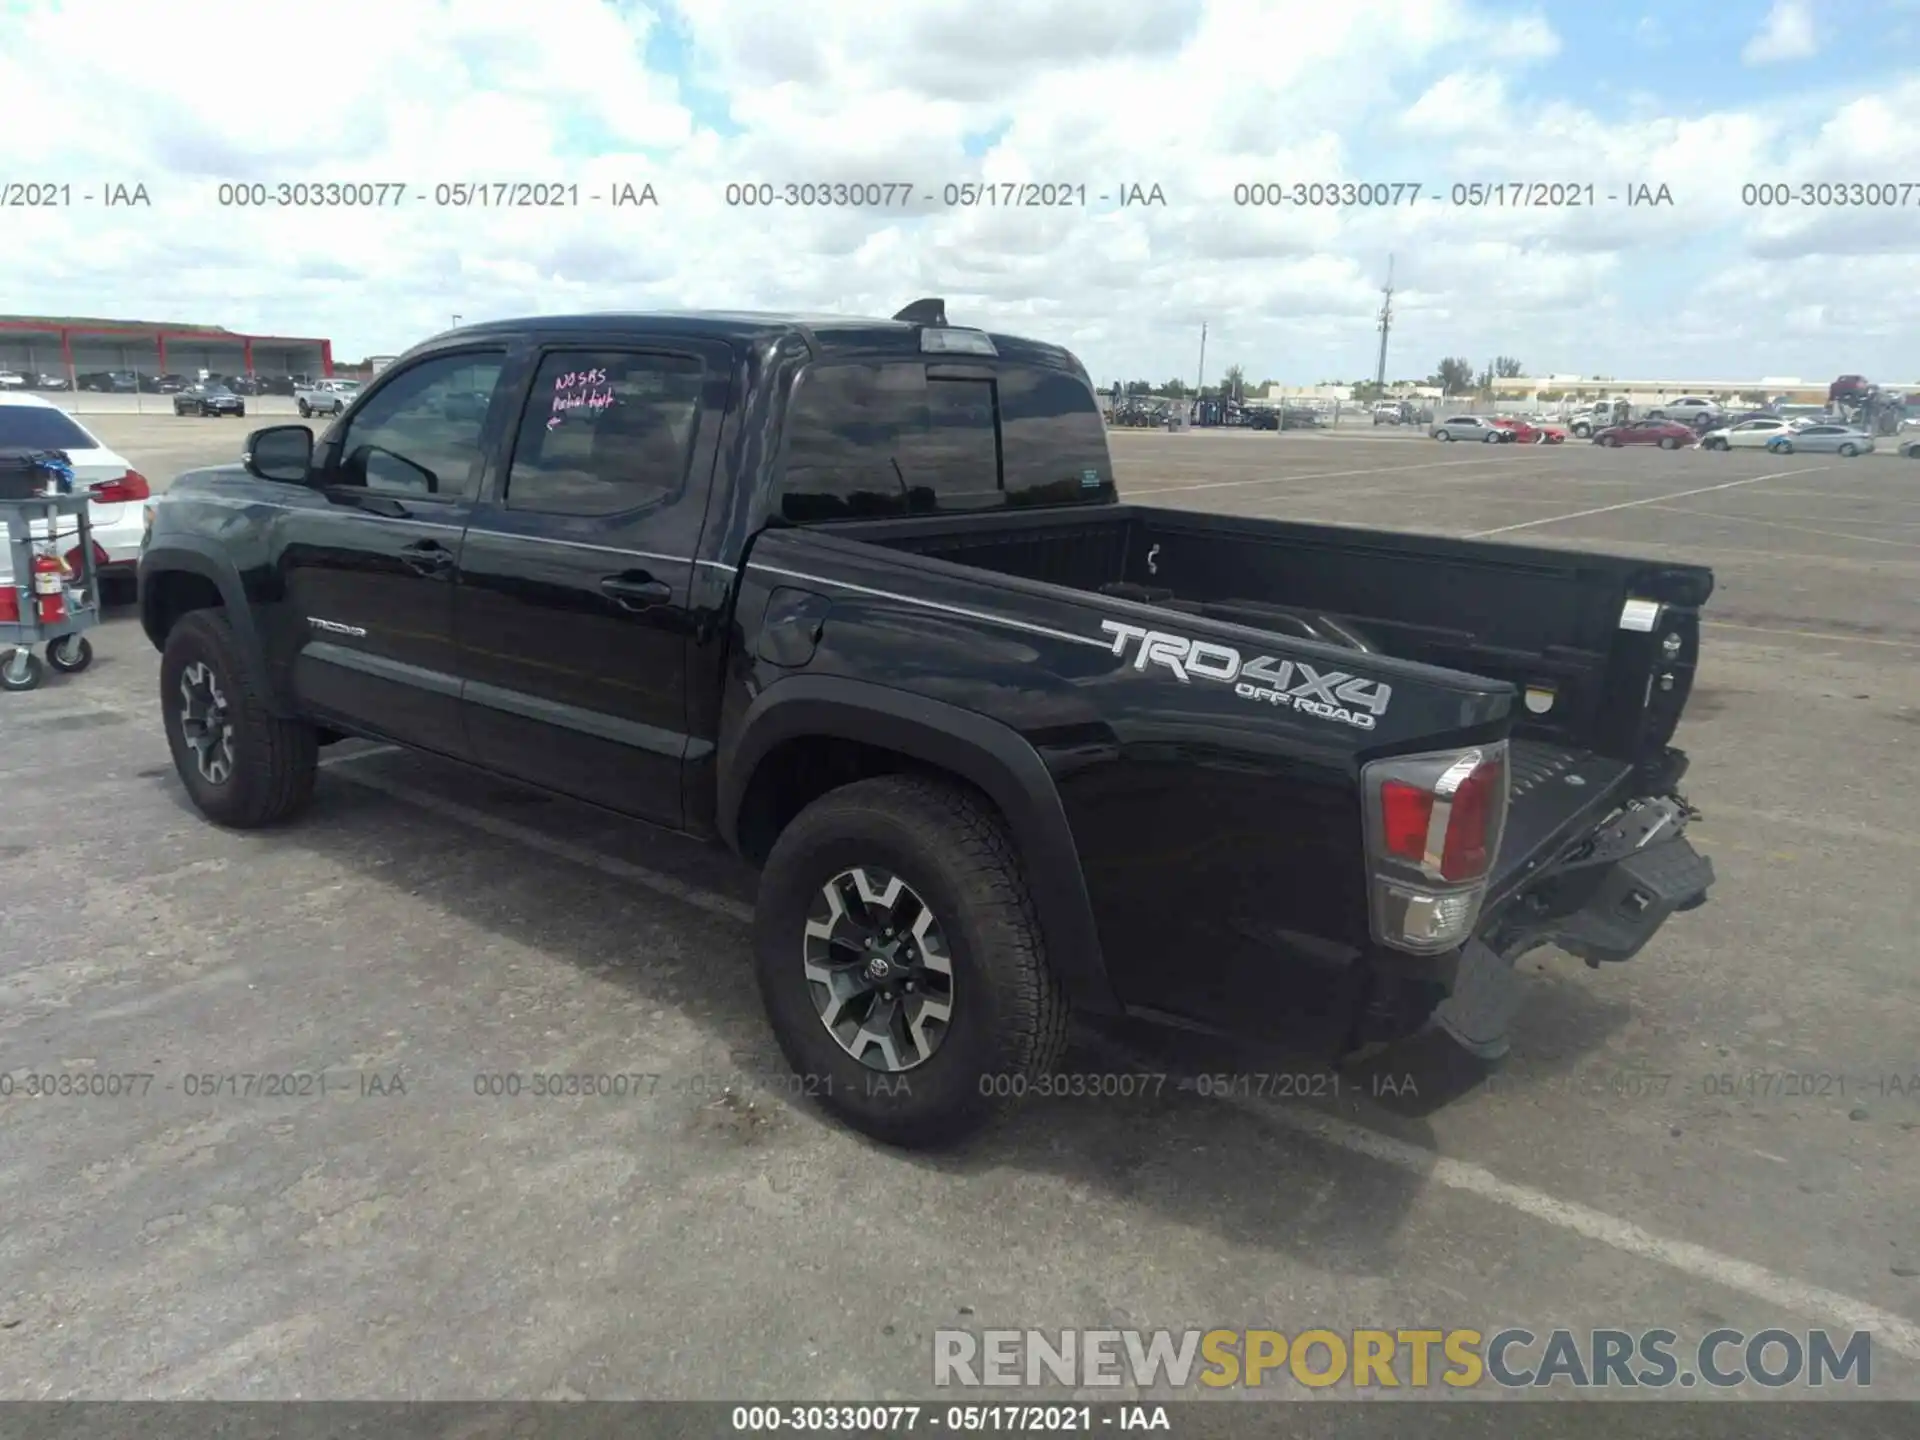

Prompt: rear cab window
xmin=775 ymin=354 xmax=1113 ymax=522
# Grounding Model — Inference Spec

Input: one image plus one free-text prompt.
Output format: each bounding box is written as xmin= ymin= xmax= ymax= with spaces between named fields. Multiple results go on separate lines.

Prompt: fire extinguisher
xmin=31 ymin=550 xmax=67 ymax=625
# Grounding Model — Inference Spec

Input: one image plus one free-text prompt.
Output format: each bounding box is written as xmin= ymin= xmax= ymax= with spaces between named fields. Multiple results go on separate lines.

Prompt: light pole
xmin=451 ymin=314 xmax=463 ymax=328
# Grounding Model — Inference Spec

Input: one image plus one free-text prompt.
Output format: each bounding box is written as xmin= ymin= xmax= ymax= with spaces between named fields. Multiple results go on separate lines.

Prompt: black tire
xmin=752 ymin=774 xmax=1070 ymax=1147
xmin=1773 ymin=440 xmax=1794 ymax=455
xmin=1705 ymin=438 xmax=1727 ymax=450
xmin=160 ymin=609 xmax=318 ymax=828
xmin=1659 ymin=436 xmax=1679 ymax=450
xmin=45 ymin=635 xmax=91 ymax=673
xmin=1838 ymin=443 xmax=1857 ymax=457
xmin=1603 ymin=435 xmax=1622 ymax=447
xmin=1 ymin=648 xmax=44 ymax=692
xmin=1435 ymin=430 xmax=1452 ymax=442
xmin=297 ymin=400 xmax=311 ymax=417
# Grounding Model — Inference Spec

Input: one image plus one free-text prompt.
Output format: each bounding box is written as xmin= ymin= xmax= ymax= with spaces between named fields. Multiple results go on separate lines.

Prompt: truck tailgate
xmin=1489 ymin=740 xmax=1637 ymax=904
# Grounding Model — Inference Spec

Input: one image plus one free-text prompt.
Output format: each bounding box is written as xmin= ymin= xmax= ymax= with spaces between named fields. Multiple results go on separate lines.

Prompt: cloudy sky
xmin=2 ymin=0 xmax=1916 ymax=386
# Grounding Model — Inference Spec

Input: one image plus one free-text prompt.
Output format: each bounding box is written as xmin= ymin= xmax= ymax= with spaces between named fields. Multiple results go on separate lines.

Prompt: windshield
xmin=0 ymin=406 xmax=95 ymax=449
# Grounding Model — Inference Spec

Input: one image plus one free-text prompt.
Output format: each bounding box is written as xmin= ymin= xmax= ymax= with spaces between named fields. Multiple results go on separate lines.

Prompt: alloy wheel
xmin=803 ymin=867 xmax=955 ymax=1073
xmin=179 ymin=661 xmax=236 ymax=784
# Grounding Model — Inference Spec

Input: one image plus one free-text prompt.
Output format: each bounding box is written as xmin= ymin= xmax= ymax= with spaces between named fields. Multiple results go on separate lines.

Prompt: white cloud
xmin=1743 ymin=0 xmax=1818 ymax=65
xmin=1402 ymin=73 xmax=1510 ymax=137
xmin=0 ymin=0 xmax=1914 ymax=386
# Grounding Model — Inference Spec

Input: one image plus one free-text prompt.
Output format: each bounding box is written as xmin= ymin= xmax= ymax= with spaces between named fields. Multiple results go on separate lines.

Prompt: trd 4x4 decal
xmin=1100 ymin=619 xmax=1392 ymax=730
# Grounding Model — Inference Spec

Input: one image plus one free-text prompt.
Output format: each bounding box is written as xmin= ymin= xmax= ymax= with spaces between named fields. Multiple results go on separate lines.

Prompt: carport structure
xmin=0 ymin=315 xmax=333 ymax=384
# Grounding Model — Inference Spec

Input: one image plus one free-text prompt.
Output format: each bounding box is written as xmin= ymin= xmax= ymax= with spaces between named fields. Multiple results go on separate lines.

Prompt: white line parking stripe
xmin=1092 ymin=1054 xmax=1920 ymax=1361
xmin=1126 ymin=456 xmax=1495 ymax=498
xmin=319 ymin=745 xmax=1920 ymax=1359
xmin=1470 ymin=466 xmax=1835 ymax=537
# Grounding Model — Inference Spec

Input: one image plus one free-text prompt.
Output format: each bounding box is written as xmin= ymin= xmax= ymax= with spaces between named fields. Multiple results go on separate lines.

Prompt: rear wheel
xmin=161 ymin=610 xmax=318 ymax=827
xmin=297 ymin=400 xmax=311 ymax=417
xmin=1436 ymin=430 xmax=1452 ymax=441
xmin=1659 ymin=436 xmax=1679 ymax=450
xmin=753 ymin=774 xmax=1069 ymax=1147
xmin=1838 ymin=442 xmax=1858 ymax=457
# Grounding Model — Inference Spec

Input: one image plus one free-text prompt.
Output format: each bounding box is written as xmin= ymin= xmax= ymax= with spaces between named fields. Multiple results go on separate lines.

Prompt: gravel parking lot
xmin=4 ymin=418 xmax=1917 ymax=1407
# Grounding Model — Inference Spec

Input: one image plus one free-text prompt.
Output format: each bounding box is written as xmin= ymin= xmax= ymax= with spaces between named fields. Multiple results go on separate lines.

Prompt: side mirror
xmin=243 ymin=425 xmax=314 ymax=483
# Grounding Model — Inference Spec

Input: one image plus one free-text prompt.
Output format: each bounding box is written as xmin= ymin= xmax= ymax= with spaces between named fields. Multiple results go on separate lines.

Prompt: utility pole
xmin=1373 ymin=255 xmax=1394 ymax=400
xmin=1196 ymin=322 xmax=1207 ymax=399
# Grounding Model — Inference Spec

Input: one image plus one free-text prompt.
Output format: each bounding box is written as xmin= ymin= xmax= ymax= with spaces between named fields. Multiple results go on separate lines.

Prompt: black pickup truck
xmin=138 ymin=299 xmax=1715 ymax=1144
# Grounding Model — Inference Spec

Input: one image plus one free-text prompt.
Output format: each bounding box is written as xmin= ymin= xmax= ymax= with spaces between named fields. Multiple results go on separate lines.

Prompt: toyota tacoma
xmin=138 ymin=301 xmax=1716 ymax=1145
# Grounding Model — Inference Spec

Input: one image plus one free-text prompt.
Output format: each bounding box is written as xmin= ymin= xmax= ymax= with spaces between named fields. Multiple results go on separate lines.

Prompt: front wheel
xmin=1659 ymin=436 xmax=1679 ymax=450
xmin=46 ymin=635 xmax=91 ymax=673
xmin=1603 ymin=435 xmax=1622 ymax=447
xmin=1772 ymin=440 xmax=1794 ymax=455
xmin=1435 ymin=430 xmax=1452 ymax=442
xmin=1838 ymin=443 xmax=1858 ymax=457
xmin=297 ymin=400 xmax=311 ymax=417
xmin=1 ymin=648 xmax=44 ymax=691
xmin=1705 ymin=438 xmax=1727 ymax=451
xmin=752 ymin=774 xmax=1070 ymax=1148
xmin=160 ymin=609 xmax=318 ymax=828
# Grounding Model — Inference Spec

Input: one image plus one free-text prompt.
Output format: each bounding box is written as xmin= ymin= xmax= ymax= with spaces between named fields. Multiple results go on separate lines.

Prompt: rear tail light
xmin=1362 ymin=743 xmax=1510 ymax=953
xmin=89 ymin=471 xmax=150 ymax=503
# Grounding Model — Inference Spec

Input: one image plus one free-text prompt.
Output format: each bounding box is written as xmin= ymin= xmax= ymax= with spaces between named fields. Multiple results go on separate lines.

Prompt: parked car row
xmin=6 ymin=371 xmax=323 ymax=396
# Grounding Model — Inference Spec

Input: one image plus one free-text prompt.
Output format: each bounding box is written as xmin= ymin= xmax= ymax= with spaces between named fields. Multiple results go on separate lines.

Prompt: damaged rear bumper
xmin=1363 ymin=796 xmax=1714 ymax=1066
xmin=1438 ymin=794 xmax=1713 ymax=1058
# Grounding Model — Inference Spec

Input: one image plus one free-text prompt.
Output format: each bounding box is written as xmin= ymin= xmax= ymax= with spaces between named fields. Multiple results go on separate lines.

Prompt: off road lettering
xmin=1100 ymin=620 xmax=1390 ymax=729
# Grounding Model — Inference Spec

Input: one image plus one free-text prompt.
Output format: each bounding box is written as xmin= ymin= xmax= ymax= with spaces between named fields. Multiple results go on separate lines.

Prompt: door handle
xmin=400 ymin=539 xmax=455 ymax=576
xmin=600 ymin=573 xmax=672 ymax=610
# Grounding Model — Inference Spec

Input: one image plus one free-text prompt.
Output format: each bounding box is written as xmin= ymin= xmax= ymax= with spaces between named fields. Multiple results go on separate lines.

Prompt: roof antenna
xmin=892 ymin=298 xmax=947 ymax=326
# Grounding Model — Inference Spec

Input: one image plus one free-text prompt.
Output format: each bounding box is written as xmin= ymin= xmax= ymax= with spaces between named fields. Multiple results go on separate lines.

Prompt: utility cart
xmin=2 ymin=465 xmax=102 ymax=693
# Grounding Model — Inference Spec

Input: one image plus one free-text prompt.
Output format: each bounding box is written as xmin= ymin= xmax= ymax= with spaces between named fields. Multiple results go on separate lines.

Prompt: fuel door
xmin=756 ymin=586 xmax=831 ymax=668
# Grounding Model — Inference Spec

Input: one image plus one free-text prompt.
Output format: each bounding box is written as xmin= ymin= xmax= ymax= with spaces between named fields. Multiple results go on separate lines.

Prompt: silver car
xmin=1767 ymin=423 xmax=1874 ymax=457
xmin=1430 ymin=414 xmax=1510 ymax=443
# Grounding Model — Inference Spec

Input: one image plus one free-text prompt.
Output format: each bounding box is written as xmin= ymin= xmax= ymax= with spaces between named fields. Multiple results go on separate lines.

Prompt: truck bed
xmin=793 ymin=501 xmax=1706 ymax=890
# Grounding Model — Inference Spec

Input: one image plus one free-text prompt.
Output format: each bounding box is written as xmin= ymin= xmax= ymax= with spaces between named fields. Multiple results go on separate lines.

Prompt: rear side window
xmin=0 ymin=405 xmax=95 ymax=450
xmin=504 ymin=351 xmax=705 ymax=515
xmin=777 ymin=360 xmax=1107 ymax=521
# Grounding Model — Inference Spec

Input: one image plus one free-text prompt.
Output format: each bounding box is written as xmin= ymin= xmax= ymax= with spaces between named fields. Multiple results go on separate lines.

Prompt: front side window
xmin=503 ymin=351 xmax=705 ymax=516
xmin=334 ymin=351 xmax=505 ymax=501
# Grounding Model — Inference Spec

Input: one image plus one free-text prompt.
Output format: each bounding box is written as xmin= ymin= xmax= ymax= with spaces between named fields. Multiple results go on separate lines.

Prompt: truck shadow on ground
xmin=162 ymin=749 xmax=1631 ymax=1276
